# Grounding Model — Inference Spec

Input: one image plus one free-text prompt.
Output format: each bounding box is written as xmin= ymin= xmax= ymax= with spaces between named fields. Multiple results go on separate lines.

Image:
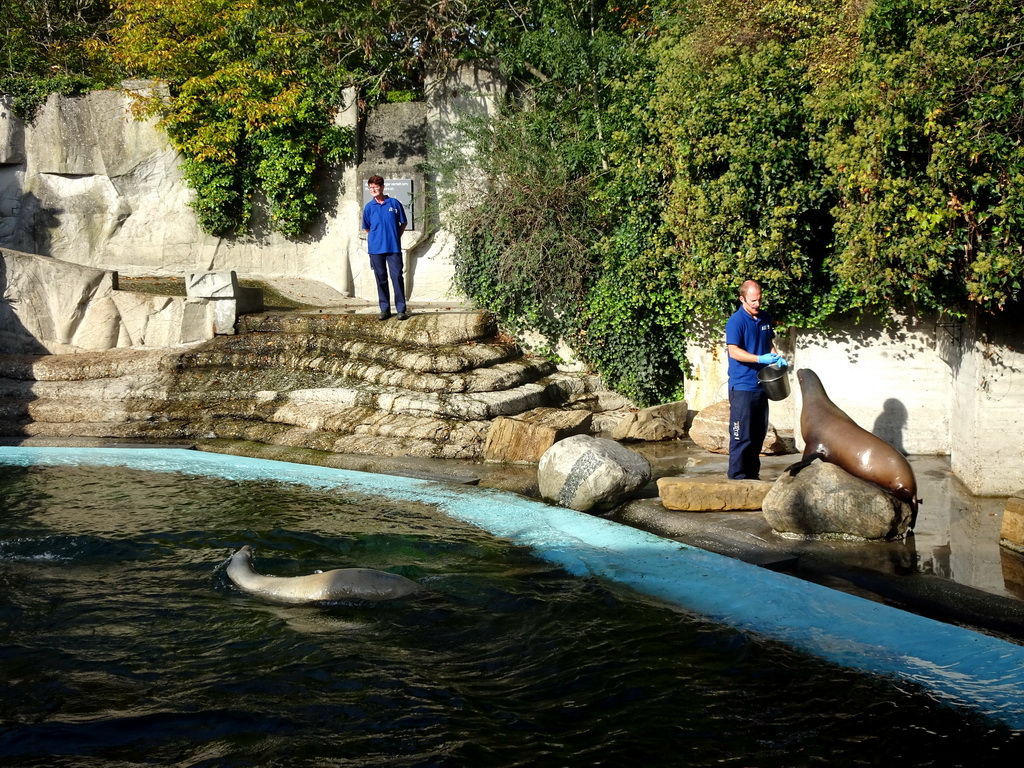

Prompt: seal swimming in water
xmin=791 ymin=369 xmax=920 ymax=519
xmin=226 ymin=545 xmax=420 ymax=604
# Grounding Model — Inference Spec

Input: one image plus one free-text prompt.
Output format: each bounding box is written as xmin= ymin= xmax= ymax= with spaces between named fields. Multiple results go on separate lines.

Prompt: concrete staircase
xmin=0 ymin=309 xmax=621 ymax=459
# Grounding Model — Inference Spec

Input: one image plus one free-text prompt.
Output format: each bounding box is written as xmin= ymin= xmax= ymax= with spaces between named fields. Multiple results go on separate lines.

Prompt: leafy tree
xmin=102 ymin=0 xmax=357 ymax=236
xmin=0 ymin=0 xmax=113 ymax=118
xmin=651 ymin=0 xmax=858 ymax=326
xmin=443 ymin=0 xmax=678 ymax=402
xmin=817 ymin=0 xmax=1024 ymax=314
xmin=7 ymin=0 xmax=1024 ymax=404
xmin=101 ymin=0 xmax=527 ymax=237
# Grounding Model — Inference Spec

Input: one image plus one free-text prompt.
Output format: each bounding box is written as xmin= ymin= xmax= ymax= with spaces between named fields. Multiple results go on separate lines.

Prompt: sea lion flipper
xmin=785 ymin=455 xmax=819 ymax=476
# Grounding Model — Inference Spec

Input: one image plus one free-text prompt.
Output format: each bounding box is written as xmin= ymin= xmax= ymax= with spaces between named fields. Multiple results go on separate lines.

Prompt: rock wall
xmin=3 ymin=67 xmax=1022 ymax=495
xmin=0 ymin=247 xmax=219 ymax=353
xmin=0 ymin=64 xmax=504 ymax=302
xmin=946 ymin=310 xmax=1024 ymax=496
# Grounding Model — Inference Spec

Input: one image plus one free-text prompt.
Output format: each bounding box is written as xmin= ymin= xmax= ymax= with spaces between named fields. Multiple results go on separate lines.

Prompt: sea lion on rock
xmin=226 ymin=545 xmax=420 ymax=604
xmin=791 ymin=369 xmax=920 ymax=519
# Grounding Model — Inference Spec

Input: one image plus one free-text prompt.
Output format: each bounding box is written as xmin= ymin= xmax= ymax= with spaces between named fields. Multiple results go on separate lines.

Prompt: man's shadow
xmin=872 ymin=398 xmax=908 ymax=455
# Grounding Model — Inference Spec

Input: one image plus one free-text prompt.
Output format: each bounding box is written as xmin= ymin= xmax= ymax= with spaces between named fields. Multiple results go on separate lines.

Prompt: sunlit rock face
xmin=538 ymin=434 xmax=652 ymax=512
xmin=0 ymin=65 xmax=506 ymax=303
xmin=0 ymin=248 xmax=217 ymax=354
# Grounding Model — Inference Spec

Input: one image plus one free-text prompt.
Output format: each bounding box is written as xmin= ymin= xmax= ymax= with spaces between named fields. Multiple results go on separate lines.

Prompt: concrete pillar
xmin=949 ymin=310 xmax=1024 ymax=495
xmin=186 ymin=271 xmax=264 ymax=335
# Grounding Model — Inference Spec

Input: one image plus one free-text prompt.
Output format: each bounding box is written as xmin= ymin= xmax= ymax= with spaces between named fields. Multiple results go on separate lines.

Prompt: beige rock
xmin=611 ymin=400 xmax=687 ymax=442
xmin=657 ymin=476 xmax=773 ymax=511
xmin=484 ymin=407 xmax=592 ymax=463
xmin=1000 ymin=491 xmax=1024 ymax=554
xmin=0 ymin=96 xmax=25 ymax=165
xmin=688 ymin=399 xmax=786 ymax=455
xmin=1003 ymin=549 xmax=1024 ymax=600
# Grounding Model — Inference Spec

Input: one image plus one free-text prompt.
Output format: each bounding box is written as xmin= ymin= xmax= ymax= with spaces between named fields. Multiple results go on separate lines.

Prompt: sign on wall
xmin=362 ymin=179 xmax=415 ymax=231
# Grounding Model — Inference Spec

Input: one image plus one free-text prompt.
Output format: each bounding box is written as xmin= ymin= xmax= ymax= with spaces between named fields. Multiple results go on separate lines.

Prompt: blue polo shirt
xmin=726 ymin=306 xmax=775 ymax=391
xmin=362 ymin=195 xmax=407 ymax=254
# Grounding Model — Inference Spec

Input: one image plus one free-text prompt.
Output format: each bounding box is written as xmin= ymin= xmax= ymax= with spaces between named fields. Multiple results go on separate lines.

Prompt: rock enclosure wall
xmin=2 ymin=68 xmax=1022 ymax=495
xmin=0 ymin=64 xmax=504 ymax=302
xmin=0 ymin=247 xmax=219 ymax=353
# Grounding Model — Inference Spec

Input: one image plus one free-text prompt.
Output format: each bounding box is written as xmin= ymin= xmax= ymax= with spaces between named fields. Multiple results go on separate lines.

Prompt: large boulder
xmin=762 ymin=460 xmax=913 ymax=540
xmin=538 ymin=434 xmax=652 ymax=512
xmin=688 ymin=399 xmax=787 ymax=455
xmin=610 ymin=400 xmax=688 ymax=442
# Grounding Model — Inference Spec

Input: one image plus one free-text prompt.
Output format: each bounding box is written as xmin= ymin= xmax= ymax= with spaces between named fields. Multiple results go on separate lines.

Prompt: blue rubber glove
xmin=776 ymin=357 xmax=789 ymax=368
xmin=757 ymin=353 xmax=781 ymax=365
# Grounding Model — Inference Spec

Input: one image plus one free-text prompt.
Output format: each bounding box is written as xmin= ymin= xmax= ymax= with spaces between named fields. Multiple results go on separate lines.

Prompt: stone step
xmin=171 ymin=352 xmax=556 ymax=394
xmin=0 ymin=375 xmax=172 ymax=401
xmin=0 ymin=348 xmax=178 ymax=381
xmin=2 ymin=418 xmax=486 ymax=459
xmin=0 ymin=396 xmax=490 ymax=443
xmin=209 ymin=418 xmax=486 ymax=458
xmin=236 ymin=310 xmax=498 ymax=346
xmin=0 ymin=365 xmax=558 ymax=422
xmin=0 ymin=356 xmax=545 ymax=399
xmin=187 ymin=332 xmax=521 ymax=374
xmin=0 ymin=307 xmax=627 ymax=459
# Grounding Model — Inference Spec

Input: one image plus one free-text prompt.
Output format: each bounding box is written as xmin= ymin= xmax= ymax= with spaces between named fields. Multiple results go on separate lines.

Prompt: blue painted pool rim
xmin=3 ymin=445 xmax=1022 ymax=732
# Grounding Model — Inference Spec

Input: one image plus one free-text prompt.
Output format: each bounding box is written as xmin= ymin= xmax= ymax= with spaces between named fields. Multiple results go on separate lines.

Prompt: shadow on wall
xmin=872 ymin=398 xmax=908 ymax=455
xmin=0 ymin=251 xmax=47 ymax=356
xmin=0 ymin=251 xmax=45 ymax=442
xmin=366 ymin=122 xmax=428 ymax=164
xmin=0 ymin=181 xmax=61 ymax=257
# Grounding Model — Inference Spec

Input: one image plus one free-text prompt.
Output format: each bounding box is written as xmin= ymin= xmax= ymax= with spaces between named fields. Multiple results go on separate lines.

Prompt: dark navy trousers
xmin=369 ymin=251 xmax=407 ymax=313
xmin=728 ymin=388 xmax=769 ymax=480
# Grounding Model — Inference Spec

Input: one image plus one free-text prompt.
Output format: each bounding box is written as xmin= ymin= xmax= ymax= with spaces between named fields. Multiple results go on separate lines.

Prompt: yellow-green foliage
xmin=817 ymin=0 xmax=1024 ymax=313
xmin=104 ymin=0 xmax=355 ymax=237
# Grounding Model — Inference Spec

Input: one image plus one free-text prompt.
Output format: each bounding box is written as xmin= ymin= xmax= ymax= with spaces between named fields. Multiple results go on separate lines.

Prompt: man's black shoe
xmin=397 ymin=311 xmax=409 ymax=321
xmin=378 ymin=311 xmax=392 ymax=321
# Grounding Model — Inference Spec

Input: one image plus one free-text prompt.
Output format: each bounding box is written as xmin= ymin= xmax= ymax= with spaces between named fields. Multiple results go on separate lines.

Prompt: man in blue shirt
xmin=725 ymin=280 xmax=786 ymax=479
xmin=362 ymin=175 xmax=409 ymax=320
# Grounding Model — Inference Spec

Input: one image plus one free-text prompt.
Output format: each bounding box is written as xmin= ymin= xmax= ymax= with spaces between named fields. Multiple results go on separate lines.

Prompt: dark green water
xmin=0 ymin=463 xmax=1019 ymax=767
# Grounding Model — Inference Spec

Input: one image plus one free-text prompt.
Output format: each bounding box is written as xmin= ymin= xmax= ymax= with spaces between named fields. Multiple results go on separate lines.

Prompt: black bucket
xmin=757 ymin=364 xmax=791 ymax=401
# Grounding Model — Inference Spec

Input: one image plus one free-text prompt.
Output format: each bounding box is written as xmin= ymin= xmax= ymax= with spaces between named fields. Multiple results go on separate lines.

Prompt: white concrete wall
xmin=948 ymin=313 xmax=1024 ymax=496
xmin=683 ymin=310 xmax=1024 ymax=495
xmin=790 ymin=318 xmax=951 ymax=456
xmin=685 ymin=316 xmax=949 ymax=453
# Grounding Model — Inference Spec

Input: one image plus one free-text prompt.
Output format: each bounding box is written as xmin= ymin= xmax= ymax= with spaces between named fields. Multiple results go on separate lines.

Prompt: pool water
xmin=0 ymin=459 xmax=1020 ymax=766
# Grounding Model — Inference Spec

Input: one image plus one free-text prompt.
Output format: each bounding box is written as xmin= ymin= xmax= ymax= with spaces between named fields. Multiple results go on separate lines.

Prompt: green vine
xmin=0 ymin=74 xmax=105 ymax=121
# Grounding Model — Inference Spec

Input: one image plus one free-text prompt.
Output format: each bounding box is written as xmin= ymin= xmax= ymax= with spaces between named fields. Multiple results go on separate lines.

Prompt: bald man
xmin=725 ymin=280 xmax=784 ymax=480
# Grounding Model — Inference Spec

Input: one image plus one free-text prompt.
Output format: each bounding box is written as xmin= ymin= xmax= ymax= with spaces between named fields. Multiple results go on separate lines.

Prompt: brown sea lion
xmin=226 ymin=545 xmax=420 ymax=604
xmin=791 ymin=369 xmax=920 ymax=518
